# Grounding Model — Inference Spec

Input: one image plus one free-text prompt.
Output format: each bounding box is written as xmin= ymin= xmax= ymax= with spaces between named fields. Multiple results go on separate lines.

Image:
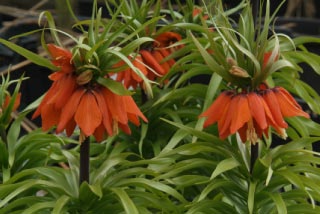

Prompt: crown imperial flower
xmin=32 ymin=44 xmax=147 ymax=142
xmin=200 ymin=85 xmax=309 ymax=144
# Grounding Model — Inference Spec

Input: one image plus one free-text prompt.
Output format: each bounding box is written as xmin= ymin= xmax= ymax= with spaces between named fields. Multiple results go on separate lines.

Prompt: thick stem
xmin=250 ymin=143 xmax=259 ymax=174
xmin=252 ymin=0 xmax=260 ymax=26
xmin=79 ymin=137 xmax=90 ymax=184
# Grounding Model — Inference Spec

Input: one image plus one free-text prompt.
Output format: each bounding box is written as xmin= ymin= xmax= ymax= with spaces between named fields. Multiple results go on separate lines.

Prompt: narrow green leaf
xmin=210 ymin=158 xmax=240 ymax=180
xmin=116 ymin=178 xmax=187 ymax=203
xmin=21 ymin=201 xmax=55 ymax=214
xmin=138 ymin=122 xmax=148 ymax=157
xmin=161 ymin=118 xmax=222 ymax=143
xmin=97 ymin=77 xmax=132 ymax=95
xmin=52 ymin=195 xmax=70 ymax=214
xmin=0 ymin=38 xmax=57 ymax=70
xmin=7 ymin=112 xmax=28 ymax=167
xmin=88 ymin=183 xmax=103 ymax=199
xmin=110 ymin=188 xmax=139 ymax=214
xmin=248 ymin=181 xmax=257 ymax=214
xmin=198 ymin=179 xmax=231 ymax=202
xmin=268 ymin=192 xmax=287 ymax=214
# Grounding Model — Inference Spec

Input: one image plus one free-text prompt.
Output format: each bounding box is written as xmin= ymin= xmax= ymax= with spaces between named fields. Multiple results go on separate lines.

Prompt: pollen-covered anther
xmin=76 ymin=70 xmax=93 ymax=85
xmin=229 ymin=65 xmax=250 ymax=78
xmin=246 ymin=119 xmax=258 ymax=144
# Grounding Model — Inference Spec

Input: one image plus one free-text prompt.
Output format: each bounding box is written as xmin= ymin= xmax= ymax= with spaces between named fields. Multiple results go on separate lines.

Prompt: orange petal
xmin=230 ymin=94 xmax=251 ymax=134
xmin=47 ymin=44 xmax=72 ymax=59
xmin=65 ymin=118 xmax=76 ymax=137
xmin=118 ymin=122 xmax=131 ymax=135
xmin=219 ymin=94 xmax=240 ymax=139
xmin=154 ymin=32 xmax=182 ymax=48
xmin=238 ymin=124 xmax=248 ymax=143
xmin=248 ymin=92 xmax=267 ymax=130
xmin=262 ymin=89 xmax=288 ymax=128
xmin=93 ymin=89 xmax=114 ymax=136
xmin=93 ymin=123 xmax=106 ymax=142
xmin=275 ymin=87 xmax=310 ymax=118
xmin=41 ymin=104 xmax=60 ymax=131
xmin=47 ymin=74 xmax=77 ymax=109
xmin=75 ymin=91 xmax=102 ymax=137
xmin=56 ymin=88 xmax=86 ymax=133
xmin=103 ymin=88 xmax=128 ymax=124
xmin=200 ymin=91 xmax=233 ymax=128
xmin=124 ymin=96 xmax=148 ymax=123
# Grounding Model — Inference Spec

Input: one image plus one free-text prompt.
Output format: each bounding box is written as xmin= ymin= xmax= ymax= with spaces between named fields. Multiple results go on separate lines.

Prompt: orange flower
xmin=200 ymin=86 xmax=309 ymax=144
xmin=1 ymin=93 xmax=21 ymax=118
xmin=3 ymin=93 xmax=21 ymax=112
xmin=262 ymin=51 xmax=279 ymax=70
xmin=113 ymin=32 xmax=182 ymax=85
xmin=32 ymin=44 xmax=147 ymax=141
xmin=153 ymin=32 xmax=183 ymax=51
xmin=56 ymin=86 xmax=147 ymax=141
xmin=113 ymin=55 xmax=148 ymax=89
xmin=192 ymin=7 xmax=209 ymax=20
xmin=46 ymin=44 xmax=74 ymax=81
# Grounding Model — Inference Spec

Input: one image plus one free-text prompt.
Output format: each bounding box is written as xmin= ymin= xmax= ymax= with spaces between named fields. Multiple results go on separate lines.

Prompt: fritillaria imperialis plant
xmin=1 ymin=0 xmax=320 ymax=213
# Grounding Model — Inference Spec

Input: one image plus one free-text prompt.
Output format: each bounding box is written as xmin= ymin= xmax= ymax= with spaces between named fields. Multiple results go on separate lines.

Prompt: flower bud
xmin=229 ymin=66 xmax=250 ymax=78
xmin=76 ymin=70 xmax=93 ymax=85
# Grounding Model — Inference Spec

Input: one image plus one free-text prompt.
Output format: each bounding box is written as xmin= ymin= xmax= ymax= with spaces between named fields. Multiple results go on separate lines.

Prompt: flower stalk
xmin=79 ymin=137 xmax=90 ymax=184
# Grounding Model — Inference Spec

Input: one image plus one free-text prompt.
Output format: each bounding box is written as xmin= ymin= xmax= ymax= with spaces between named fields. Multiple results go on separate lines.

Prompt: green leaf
xmin=110 ymin=188 xmax=139 ymax=214
xmin=198 ymin=179 xmax=231 ymax=201
xmin=161 ymin=118 xmax=222 ymax=143
xmin=248 ymin=181 xmax=257 ymax=214
xmin=88 ymin=183 xmax=103 ymax=199
xmin=21 ymin=201 xmax=55 ymax=214
xmin=268 ymin=192 xmax=287 ymax=214
xmin=210 ymin=158 xmax=240 ymax=180
xmin=97 ymin=77 xmax=132 ymax=95
xmin=0 ymin=38 xmax=57 ymax=71
xmin=52 ymin=195 xmax=70 ymax=214
xmin=7 ymin=112 xmax=28 ymax=168
xmin=116 ymin=178 xmax=187 ymax=203
xmin=0 ymin=139 xmax=9 ymax=169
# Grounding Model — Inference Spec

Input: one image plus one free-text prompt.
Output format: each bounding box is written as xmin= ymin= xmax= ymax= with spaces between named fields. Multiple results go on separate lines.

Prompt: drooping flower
xmin=112 ymin=55 xmax=148 ymax=89
xmin=200 ymin=85 xmax=309 ymax=144
xmin=32 ymin=44 xmax=148 ymax=142
xmin=262 ymin=51 xmax=279 ymax=70
xmin=0 ymin=93 xmax=21 ymax=119
xmin=55 ymin=86 xmax=147 ymax=142
xmin=153 ymin=32 xmax=183 ymax=51
xmin=192 ymin=6 xmax=209 ymax=20
xmin=114 ymin=32 xmax=182 ymax=85
xmin=3 ymin=93 xmax=21 ymax=112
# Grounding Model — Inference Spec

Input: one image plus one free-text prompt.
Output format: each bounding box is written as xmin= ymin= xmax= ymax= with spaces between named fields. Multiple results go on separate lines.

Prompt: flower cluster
xmin=113 ymin=31 xmax=182 ymax=89
xmin=200 ymin=84 xmax=309 ymax=144
xmin=32 ymin=44 xmax=147 ymax=142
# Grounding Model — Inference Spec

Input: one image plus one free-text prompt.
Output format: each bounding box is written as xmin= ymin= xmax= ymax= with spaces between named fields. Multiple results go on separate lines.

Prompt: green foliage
xmin=1 ymin=0 xmax=320 ymax=213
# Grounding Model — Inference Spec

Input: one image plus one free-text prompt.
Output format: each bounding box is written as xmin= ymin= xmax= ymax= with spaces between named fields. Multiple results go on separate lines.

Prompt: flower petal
xmin=124 ymin=96 xmax=148 ymax=123
xmin=230 ymin=94 xmax=251 ymax=134
xmin=32 ymin=81 xmax=59 ymax=119
xmin=275 ymin=87 xmax=310 ymax=118
xmin=248 ymin=92 xmax=267 ymax=130
xmin=56 ymin=88 xmax=86 ymax=133
xmin=41 ymin=104 xmax=60 ymax=131
xmin=103 ymin=88 xmax=128 ymax=124
xmin=219 ymin=94 xmax=240 ymax=139
xmin=93 ymin=88 xmax=114 ymax=136
xmin=75 ymin=91 xmax=102 ymax=136
xmin=262 ymin=89 xmax=288 ymax=128
xmin=200 ymin=91 xmax=233 ymax=128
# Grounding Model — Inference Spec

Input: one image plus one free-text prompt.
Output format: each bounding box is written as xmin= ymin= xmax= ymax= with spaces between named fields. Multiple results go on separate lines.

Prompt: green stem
xmin=80 ymin=137 xmax=90 ymax=184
